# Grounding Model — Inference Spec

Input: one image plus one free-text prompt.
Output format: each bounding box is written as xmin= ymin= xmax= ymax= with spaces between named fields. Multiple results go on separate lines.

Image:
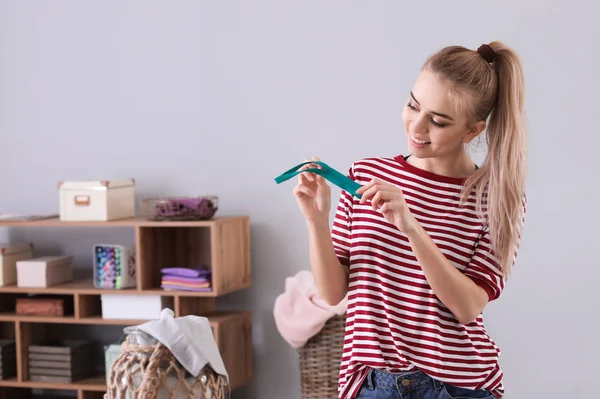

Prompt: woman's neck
xmin=406 ymin=152 xmax=476 ymax=179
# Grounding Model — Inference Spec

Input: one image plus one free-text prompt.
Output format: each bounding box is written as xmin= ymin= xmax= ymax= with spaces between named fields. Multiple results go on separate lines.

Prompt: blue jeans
xmin=356 ymin=368 xmax=496 ymax=399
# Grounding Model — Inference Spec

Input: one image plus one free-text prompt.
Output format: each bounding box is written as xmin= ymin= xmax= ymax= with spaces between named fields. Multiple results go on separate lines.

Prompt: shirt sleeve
xmin=464 ymin=194 xmax=527 ymax=301
xmin=331 ymin=165 xmax=355 ymax=266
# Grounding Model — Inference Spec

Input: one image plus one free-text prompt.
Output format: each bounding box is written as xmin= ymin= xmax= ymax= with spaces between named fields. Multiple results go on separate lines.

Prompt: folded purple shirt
xmin=161 ymin=284 xmax=212 ymax=292
xmin=161 ymin=267 xmax=212 ymax=278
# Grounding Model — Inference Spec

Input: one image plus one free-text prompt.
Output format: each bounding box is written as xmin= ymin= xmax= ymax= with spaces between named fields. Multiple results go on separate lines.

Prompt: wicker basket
xmin=104 ymin=340 xmax=225 ymax=399
xmin=297 ymin=314 xmax=346 ymax=399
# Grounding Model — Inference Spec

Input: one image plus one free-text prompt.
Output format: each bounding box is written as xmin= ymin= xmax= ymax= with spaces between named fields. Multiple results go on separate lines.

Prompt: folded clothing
xmin=154 ymin=197 xmax=217 ymax=219
xmin=161 ymin=284 xmax=212 ymax=292
xmin=161 ymin=266 xmax=212 ymax=292
xmin=161 ymin=266 xmax=211 ymax=278
xmin=273 ymin=270 xmax=347 ymax=349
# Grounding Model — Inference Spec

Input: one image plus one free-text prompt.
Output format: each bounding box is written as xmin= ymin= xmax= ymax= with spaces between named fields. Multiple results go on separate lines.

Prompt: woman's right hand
xmin=293 ymin=157 xmax=332 ymax=223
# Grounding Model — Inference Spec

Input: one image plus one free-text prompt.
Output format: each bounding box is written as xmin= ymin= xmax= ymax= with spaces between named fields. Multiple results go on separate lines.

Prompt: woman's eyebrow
xmin=410 ymin=91 xmax=455 ymax=121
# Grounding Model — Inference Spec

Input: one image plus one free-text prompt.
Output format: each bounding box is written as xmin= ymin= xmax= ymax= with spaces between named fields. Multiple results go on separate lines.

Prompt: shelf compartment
xmin=209 ymin=311 xmax=253 ymax=392
xmin=16 ymin=295 xmax=74 ymax=318
xmin=76 ymin=293 xmax=174 ymax=321
xmin=136 ymin=217 xmax=251 ymax=296
xmin=175 ymin=296 xmax=216 ymax=317
xmin=0 ymin=322 xmax=16 ymax=382
xmin=0 ymin=293 xmax=74 ymax=323
xmin=16 ymin=323 xmax=104 ymax=386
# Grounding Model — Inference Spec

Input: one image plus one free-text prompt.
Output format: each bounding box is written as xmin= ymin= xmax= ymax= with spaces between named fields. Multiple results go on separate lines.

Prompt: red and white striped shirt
xmin=331 ymin=155 xmax=525 ymax=399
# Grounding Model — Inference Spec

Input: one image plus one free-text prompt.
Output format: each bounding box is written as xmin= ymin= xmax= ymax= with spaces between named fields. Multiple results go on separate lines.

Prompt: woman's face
xmin=401 ymin=69 xmax=485 ymax=159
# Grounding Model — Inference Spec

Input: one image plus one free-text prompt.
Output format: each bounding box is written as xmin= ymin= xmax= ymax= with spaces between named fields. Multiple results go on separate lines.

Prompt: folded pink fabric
xmin=273 ymin=270 xmax=347 ymax=349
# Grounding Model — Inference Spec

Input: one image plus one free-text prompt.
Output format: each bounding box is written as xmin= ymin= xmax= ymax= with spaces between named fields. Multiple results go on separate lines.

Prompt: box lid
xmin=58 ymin=179 xmax=135 ymax=190
xmin=18 ymin=256 xmax=72 ymax=268
xmin=0 ymin=242 xmax=33 ymax=256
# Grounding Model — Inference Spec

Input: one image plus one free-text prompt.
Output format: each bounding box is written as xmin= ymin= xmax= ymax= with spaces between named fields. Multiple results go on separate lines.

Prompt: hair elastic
xmin=477 ymin=44 xmax=495 ymax=63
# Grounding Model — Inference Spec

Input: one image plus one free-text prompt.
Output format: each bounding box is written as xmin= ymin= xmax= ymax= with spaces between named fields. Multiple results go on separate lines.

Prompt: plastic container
xmin=140 ymin=196 xmax=219 ymax=221
xmin=93 ymin=244 xmax=136 ymax=289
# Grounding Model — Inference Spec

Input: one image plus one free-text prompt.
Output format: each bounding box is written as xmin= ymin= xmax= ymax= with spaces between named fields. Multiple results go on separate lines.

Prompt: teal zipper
xmin=274 ymin=161 xmax=362 ymax=199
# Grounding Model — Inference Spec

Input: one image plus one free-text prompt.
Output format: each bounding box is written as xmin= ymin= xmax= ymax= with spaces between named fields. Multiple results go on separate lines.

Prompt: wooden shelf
xmin=0 ymin=279 xmax=245 ymax=297
xmin=0 ymin=215 xmax=253 ymax=396
xmin=0 ymin=216 xmax=247 ymax=228
xmin=0 ymin=375 xmax=106 ymax=391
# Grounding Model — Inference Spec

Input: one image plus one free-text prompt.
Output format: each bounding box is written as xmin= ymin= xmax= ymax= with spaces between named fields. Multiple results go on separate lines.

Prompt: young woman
xmin=293 ymin=41 xmax=527 ymax=399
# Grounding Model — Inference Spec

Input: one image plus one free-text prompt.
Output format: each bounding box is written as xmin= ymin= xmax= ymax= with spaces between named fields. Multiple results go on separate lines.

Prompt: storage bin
xmin=101 ymin=295 xmax=173 ymax=320
xmin=58 ymin=179 xmax=135 ymax=221
xmin=105 ymin=327 xmax=225 ymax=399
xmin=94 ymin=244 xmax=136 ymax=289
xmin=298 ymin=314 xmax=346 ymax=399
xmin=16 ymin=256 xmax=73 ymax=288
xmin=0 ymin=243 xmax=33 ymax=286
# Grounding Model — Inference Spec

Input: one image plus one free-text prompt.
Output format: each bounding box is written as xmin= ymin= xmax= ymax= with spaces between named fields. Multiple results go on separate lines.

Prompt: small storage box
xmin=16 ymin=256 xmax=73 ymax=288
xmin=0 ymin=243 xmax=33 ymax=286
xmin=58 ymin=179 xmax=135 ymax=222
xmin=28 ymin=340 xmax=93 ymax=383
xmin=93 ymin=244 xmax=136 ymax=289
xmin=101 ymin=295 xmax=173 ymax=320
xmin=16 ymin=297 xmax=73 ymax=317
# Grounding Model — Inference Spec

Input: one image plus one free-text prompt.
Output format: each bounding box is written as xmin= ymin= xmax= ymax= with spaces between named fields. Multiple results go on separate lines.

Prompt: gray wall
xmin=1 ymin=1 xmax=598 ymax=398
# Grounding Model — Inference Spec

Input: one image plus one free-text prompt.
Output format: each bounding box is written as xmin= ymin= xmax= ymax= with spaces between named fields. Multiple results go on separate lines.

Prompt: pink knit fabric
xmin=274 ymin=270 xmax=347 ymax=349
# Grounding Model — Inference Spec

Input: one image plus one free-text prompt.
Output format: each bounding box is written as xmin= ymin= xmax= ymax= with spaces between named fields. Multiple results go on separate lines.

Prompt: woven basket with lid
xmin=297 ymin=314 xmax=346 ymax=399
xmin=104 ymin=320 xmax=225 ymax=399
xmin=104 ymin=338 xmax=225 ymax=399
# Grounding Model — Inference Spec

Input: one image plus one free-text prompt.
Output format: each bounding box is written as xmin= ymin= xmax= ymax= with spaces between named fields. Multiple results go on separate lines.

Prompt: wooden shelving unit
xmin=0 ymin=216 xmax=253 ymax=399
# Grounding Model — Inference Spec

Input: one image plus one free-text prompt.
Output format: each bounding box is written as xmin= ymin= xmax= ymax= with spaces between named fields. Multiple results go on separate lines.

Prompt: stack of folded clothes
xmin=160 ymin=266 xmax=212 ymax=292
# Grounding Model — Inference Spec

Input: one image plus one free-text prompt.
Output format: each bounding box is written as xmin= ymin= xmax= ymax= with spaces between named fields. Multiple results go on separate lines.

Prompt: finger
xmin=300 ymin=159 xmax=315 ymax=182
xmin=293 ymin=183 xmax=316 ymax=198
xmin=359 ymin=184 xmax=384 ymax=204
xmin=355 ymin=181 xmax=372 ymax=195
xmin=371 ymin=191 xmax=385 ymax=210
xmin=314 ymin=172 xmax=327 ymax=186
xmin=356 ymin=178 xmax=383 ymax=194
xmin=371 ymin=191 xmax=396 ymax=210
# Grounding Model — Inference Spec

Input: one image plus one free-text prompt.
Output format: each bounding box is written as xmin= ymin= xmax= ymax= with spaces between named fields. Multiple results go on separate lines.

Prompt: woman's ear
xmin=463 ymin=120 xmax=486 ymax=144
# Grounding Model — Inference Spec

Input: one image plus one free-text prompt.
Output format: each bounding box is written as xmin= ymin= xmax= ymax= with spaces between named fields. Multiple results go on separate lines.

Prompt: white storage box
xmin=93 ymin=244 xmax=136 ymax=289
xmin=101 ymin=295 xmax=173 ymax=320
xmin=58 ymin=179 xmax=135 ymax=222
xmin=0 ymin=243 xmax=33 ymax=286
xmin=16 ymin=256 xmax=73 ymax=287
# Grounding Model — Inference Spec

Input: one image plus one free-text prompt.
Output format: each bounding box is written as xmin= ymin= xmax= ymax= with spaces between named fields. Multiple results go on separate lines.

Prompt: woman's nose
xmin=412 ymin=114 xmax=429 ymax=133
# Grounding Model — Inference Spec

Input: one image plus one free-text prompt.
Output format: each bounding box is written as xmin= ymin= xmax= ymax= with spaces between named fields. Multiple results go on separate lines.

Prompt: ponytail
xmin=425 ymin=41 xmax=527 ymax=276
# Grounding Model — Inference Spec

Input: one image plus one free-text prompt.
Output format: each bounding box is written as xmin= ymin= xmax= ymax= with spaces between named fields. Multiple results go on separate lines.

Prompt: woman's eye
xmin=431 ymin=119 xmax=446 ymax=128
xmin=406 ymin=101 xmax=447 ymax=128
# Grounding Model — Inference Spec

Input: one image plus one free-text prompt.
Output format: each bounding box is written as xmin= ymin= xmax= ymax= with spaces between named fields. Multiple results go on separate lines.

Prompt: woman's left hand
xmin=356 ymin=178 xmax=418 ymax=233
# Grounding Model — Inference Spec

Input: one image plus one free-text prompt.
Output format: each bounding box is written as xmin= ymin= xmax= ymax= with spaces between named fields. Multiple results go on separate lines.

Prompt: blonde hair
xmin=424 ymin=41 xmax=527 ymax=277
